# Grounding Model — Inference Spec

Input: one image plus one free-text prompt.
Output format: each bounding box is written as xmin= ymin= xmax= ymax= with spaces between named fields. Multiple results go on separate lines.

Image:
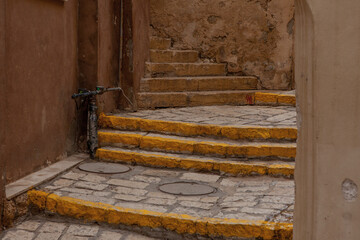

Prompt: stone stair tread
xmin=110 ymin=104 xmax=296 ymax=128
xmin=150 ymin=49 xmax=199 ymax=63
xmin=98 ymin=129 xmax=296 ymax=160
xmin=145 ymin=62 xmax=226 ymax=77
xmin=98 ymin=129 xmax=296 ymax=147
xmin=100 ymin=145 xmax=295 ymax=166
xmin=30 ymin=160 xmax=294 ymax=239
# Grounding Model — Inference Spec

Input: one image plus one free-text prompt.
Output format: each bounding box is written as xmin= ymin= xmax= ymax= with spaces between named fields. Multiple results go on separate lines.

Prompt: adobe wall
xmin=150 ymin=0 xmax=295 ymax=90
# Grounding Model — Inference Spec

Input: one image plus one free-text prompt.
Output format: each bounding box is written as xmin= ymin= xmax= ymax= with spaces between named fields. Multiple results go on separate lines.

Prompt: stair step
xmin=99 ymin=113 xmax=297 ymax=141
xmin=145 ymin=62 xmax=226 ymax=77
xmin=97 ymin=146 xmax=295 ymax=178
xmin=137 ymin=90 xmax=296 ymax=109
xmin=98 ymin=130 xmax=296 ymax=160
xmin=137 ymin=90 xmax=255 ymax=108
xmin=0 ymin=215 xmax=155 ymax=240
xmin=29 ymin=161 xmax=294 ymax=239
xmin=150 ymin=50 xmax=199 ymax=63
xmin=140 ymin=76 xmax=258 ymax=92
xmin=150 ymin=37 xmax=171 ymax=50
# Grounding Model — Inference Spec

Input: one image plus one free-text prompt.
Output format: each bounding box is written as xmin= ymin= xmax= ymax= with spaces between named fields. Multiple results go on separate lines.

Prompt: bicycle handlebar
xmin=71 ymin=87 xmax=122 ymax=99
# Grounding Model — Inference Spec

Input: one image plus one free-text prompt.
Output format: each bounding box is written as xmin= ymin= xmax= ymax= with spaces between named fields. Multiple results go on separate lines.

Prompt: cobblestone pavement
xmin=38 ymin=161 xmax=294 ymax=223
xmin=115 ymin=105 xmax=296 ymax=127
xmin=0 ymin=215 xmax=156 ymax=240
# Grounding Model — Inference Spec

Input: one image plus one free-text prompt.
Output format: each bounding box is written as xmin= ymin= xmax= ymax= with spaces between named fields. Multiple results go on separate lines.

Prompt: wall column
xmin=294 ymin=0 xmax=360 ymax=239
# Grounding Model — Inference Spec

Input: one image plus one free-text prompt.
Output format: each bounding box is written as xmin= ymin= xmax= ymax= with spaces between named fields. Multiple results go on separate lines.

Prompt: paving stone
xmin=74 ymin=181 xmax=108 ymax=191
xmin=60 ymin=187 xmax=93 ymax=195
xmin=130 ymin=175 xmax=161 ymax=183
xmin=179 ymin=201 xmax=213 ymax=210
xmin=107 ymin=179 xmax=149 ymax=189
xmin=53 ymin=179 xmax=74 ymax=187
xmin=93 ymin=191 xmax=112 ymax=197
xmin=67 ymin=224 xmax=99 ymax=236
xmin=113 ymin=186 xmax=148 ymax=196
xmin=177 ymin=196 xmax=201 ymax=202
xmin=220 ymin=178 xmax=239 ymax=187
xmin=16 ymin=220 xmax=41 ymax=231
xmin=68 ymin=193 xmax=116 ymax=205
xmin=125 ymin=233 xmax=155 ymax=240
xmin=146 ymin=192 xmax=176 ymax=199
xmin=145 ymin=198 xmax=177 ymax=205
xmin=98 ymin=231 xmax=123 ymax=240
xmin=242 ymin=207 xmax=278 ymax=215
xmin=115 ymin=202 xmax=168 ymax=213
xmin=62 ymin=172 xmax=87 ymax=180
xmin=2 ymin=230 xmax=35 ymax=240
xmin=142 ymin=169 xmax=180 ymax=177
xmin=223 ymin=195 xmax=258 ymax=202
xmin=180 ymin=172 xmax=220 ymax=183
xmin=81 ymin=174 xmax=107 ymax=183
xmin=261 ymin=196 xmax=294 ymax=205
xmin=35 ymin=232 xmax=62 ymax=240
xmin=257 ymin=202 xmax=288 ymax=210
xmin=200 ymin=197 xmax=219 ymax=203
xmin=236 ymin=186 xmax=270 ymax=193
xmin=267 ymin=187 xmax=295 ymax=196
xmin=40 ymin=222 xmax=67 ymax=233
xmin=171 ymin=207 xmax=215 ymax=218
xmin=220 ymin=201 xmax=257 ymax=208
xmin=114 ymin=194 xmax=146 ymax=202
xmin=60 ymin=234 xmax=89 ymax=240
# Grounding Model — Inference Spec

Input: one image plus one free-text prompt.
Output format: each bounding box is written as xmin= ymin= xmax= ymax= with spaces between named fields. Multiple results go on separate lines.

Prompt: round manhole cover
xmin=159 ymin=182 xmax=216 ymax=196
xmin=78 ymin=162 xmax=131 ymax=174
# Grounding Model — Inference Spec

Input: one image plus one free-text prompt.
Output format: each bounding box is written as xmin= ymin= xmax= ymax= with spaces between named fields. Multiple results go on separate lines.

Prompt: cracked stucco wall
xmin=150 ymin=0 xmax=295 ymax=90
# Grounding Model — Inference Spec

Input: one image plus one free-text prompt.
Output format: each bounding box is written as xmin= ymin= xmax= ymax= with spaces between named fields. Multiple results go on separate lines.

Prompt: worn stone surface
xmin=116 ymin=105 xmax=296 ymax=127
xmin=150 ymin=0 xmax=295 ymax=89
xmin=0 ymin=216 xmax=156 ymax=240
xmin=39 ymin=162 xmax=295 ymax=223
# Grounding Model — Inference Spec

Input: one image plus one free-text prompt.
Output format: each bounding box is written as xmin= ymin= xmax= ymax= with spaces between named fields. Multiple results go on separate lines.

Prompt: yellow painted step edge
xmin=98 ymin=132 xmax=297 ymax=159
xmin=28 ymin=190 xmax=293 ymax=240
xmin=254 ymin=92 xmax=296 ymax=106
xmin=99 ymin=114 xmax=297 ymax=141
xmin=96 ymin=148 xmax=294 ymax=178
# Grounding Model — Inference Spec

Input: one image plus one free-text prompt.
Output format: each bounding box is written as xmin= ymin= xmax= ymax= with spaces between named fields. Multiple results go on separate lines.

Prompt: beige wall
xmin=150 ymin=0 xmax=295 ymax=90
xmin=294 ymin=0 xmax=360 ymax=239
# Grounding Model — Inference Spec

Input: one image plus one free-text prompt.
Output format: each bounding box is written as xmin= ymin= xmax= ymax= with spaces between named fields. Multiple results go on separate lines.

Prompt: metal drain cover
xmin=78 ymin=162 xmax=131 ymax=174
xmin=159 ymin=182 xmax=216 ymax=196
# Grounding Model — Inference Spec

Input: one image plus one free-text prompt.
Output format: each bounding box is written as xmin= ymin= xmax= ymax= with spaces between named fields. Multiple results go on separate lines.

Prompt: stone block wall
xmin=150 ymin=0 xmax=295 ymax=90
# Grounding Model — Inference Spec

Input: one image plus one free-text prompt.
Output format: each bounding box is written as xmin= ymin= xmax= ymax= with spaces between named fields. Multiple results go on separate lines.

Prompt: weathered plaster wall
xmin=150 ymin=0 xmax=295 ymax=90
xmin=294 ymin=0 xmax=360 ymax=239
xmin=3 ymin=0 xmax=78 ymax=183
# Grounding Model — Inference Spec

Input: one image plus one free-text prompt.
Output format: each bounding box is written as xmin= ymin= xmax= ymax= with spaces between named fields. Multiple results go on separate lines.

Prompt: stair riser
xmin=150 ymin=38 xmax=171 ymax=50
xmin=140 ymin=77 xmax=258 ymax=92
xmin=137 ymin=92 xmax=254 ymax=109
xmin=150 ymin=50 xmax=199 ymax=63
xmin=99 ymin=115 xmax=298 ymax=141
xmin=137 ymin=92 xmax=296 ymax=109
xmin=97 ymin=148 xmax=294 ymax=178
xmin=98 ymin=132 xmax=296 ymax=160
xmin=145 ymin=63 xmax=226 ymax=78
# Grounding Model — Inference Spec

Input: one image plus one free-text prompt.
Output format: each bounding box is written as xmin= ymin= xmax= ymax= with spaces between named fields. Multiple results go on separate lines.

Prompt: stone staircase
xmin=19 ymin=37 xmax=297 ymax=240
xmin=138 ymin=37 xmax=265 ymax=109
